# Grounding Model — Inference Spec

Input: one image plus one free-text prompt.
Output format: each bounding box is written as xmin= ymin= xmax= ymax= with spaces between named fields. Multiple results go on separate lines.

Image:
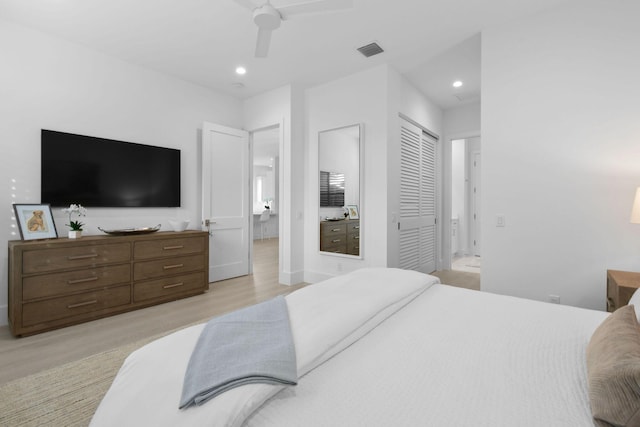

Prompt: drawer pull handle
xmin=67 ymin=276 xmax=99 ymax=285
xmin=354 ymin=226 xmax=360 ymax=229
xmin=163 ymin=245 xmax=184 ymax=250
xmin=67 ymin=253 xmax=99 ymax=260
xmin=331 ymin=239 xmax=341 ymax=243
xmin=331 ymin=228 xmax=341 ymax=232
xmin=163 ymin=282 xmax=185 ymax=289
xmin=354 ymin=236 xmax=360 ymax=240
xmin=67 ymin=300 xmax=98 ymax=309
xmin=163 ymin=263 xmax=184 ymax=270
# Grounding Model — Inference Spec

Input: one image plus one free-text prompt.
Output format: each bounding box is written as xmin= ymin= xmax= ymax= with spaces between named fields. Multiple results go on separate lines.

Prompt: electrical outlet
xmin=496 ymin=215 xmax=505 ymax=227
xmin=548 ymin=294 xmax=561 ymax=304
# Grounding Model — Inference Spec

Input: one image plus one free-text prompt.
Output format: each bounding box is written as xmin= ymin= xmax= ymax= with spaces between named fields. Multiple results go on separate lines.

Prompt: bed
xmin=91 ymin=268 xmax=639 ymax=427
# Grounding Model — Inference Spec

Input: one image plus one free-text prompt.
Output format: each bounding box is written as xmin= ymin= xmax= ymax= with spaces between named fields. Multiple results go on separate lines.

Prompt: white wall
xmin=304 ymin=65 xmax=441 ymax=281
xmin=443 ymin=102 xmax=481 ymax=138
xmin=481 ymin=0 xmax=640 ymax=310
xmin=304 ymin=65 xmax=390 ymax=282
xmin=0 ymin=20 xmax=243 ymax=325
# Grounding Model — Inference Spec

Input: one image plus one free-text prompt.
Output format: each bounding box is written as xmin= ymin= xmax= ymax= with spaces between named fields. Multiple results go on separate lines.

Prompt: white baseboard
xmin=0 ymin=305 xmax=8 ymax=327
xmin=279 ymin=269 xmax=305 ymax=285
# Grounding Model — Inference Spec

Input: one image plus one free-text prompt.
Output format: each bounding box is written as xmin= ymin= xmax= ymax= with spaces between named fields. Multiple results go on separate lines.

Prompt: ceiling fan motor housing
xmin=253 ymin=4 xmax=281 ymax=30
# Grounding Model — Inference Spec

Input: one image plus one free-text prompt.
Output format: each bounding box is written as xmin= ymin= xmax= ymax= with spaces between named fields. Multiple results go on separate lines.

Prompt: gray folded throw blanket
xmin=179 ymin=295 xmax=297 ymax=409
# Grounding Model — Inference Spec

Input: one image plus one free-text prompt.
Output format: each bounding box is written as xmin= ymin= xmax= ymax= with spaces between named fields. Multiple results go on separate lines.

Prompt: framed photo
xmin=347 ymin=204 xmax=359 ymax=220
xmin=13 ymin=203 xmax=58 ymax=240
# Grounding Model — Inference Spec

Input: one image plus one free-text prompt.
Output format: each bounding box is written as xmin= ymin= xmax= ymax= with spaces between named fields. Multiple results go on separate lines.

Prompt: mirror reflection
xmin=319 ymin=171 xmax=344 ymax=207
xmin=318 ymin=124 xmax=361 ymax=257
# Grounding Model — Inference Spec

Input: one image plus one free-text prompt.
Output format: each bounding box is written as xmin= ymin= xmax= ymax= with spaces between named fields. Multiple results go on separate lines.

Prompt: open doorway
xmin=451 ymin=136 xmax=481 ymax=273
xmin=252 ymin=126 xmax=280 ymax=278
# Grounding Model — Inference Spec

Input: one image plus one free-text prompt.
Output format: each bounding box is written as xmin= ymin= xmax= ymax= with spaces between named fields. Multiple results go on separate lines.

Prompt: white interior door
xmin=472 ymin=151 xmax=481 ymax=256
xmin=202 ymin=122 xmax=250 ymax=282
xmin=399 ymin=119 xmax=437 ymax=273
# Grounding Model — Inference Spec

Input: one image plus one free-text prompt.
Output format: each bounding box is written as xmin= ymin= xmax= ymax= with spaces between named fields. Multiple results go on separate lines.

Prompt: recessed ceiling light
xmin=235 ymin=66 xmax=247 ymax=75
xmin=453 ymin=80 xmax=463 ymax=88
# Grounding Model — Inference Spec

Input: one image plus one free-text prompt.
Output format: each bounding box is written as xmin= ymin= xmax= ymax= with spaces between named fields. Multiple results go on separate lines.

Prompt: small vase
xmin=68 ymin=230 xmax=82 ymax=239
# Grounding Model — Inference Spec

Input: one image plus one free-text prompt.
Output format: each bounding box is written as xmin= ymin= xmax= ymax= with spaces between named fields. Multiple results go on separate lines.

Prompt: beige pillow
xmin=586 ymin=304 xmax=640 ymax=426
xmin=630 ymin=290 xmax=640 ymax=323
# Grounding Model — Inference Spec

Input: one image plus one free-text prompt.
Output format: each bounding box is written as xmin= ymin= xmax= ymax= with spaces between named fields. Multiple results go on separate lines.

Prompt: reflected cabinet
xmin=320 ymin=219 xmax=360 ymax=256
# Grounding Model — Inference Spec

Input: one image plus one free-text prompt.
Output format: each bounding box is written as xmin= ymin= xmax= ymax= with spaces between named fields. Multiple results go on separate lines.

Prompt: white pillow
xmin=627 ymin=288 xmax=640 ymax=322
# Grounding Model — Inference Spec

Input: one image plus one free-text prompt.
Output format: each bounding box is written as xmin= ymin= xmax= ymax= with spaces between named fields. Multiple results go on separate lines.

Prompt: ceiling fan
xmin=234 ymin=0 xmax=354 ymax=58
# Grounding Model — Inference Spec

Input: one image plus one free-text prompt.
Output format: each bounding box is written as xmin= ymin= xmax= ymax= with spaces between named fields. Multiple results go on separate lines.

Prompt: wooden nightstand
xmin=607 ymin=270 xmax=640 ymax=312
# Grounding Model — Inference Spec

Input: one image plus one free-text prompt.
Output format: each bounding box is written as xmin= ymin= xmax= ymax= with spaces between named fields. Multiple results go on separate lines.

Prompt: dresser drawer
xmin=134 ymin=272 xmax=206 ymax=302
xmin=23 ymin=264 xmax=131 ymax=300
xmin=320 ymin=222 xmax=347 ymax=236
xmin=347 ymin=233 xmax=360 ymax=254
xmin=346 ymin=221 xmax=360 ymax=235
xmin=22 ymin=243 xmax=131 ymax=274
xmin=347 ymin=241 xmax=360 ymax=256
xmin=22 ymin=285 xmax=131 ymax=327
xmin=134 ymin=254 xmax=205 ymax=281
xmin=321 ymin=239 xmax=347 ymax=253
xmin=134 ymin=236 xmax=206 ymax=260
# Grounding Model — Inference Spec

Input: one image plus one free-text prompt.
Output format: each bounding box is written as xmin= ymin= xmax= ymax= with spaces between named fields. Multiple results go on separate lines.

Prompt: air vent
xmin=357 ymin=42 xmax=384 ymax=58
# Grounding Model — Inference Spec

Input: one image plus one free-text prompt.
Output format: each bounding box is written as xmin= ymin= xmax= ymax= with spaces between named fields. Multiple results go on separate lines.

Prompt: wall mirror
xmin=318 ymin=124 xmax=362 ymax=257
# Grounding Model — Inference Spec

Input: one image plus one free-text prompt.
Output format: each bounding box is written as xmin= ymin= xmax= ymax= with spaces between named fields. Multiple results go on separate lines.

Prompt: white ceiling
xmin=0 ymin=0 xmax=576 ymax=109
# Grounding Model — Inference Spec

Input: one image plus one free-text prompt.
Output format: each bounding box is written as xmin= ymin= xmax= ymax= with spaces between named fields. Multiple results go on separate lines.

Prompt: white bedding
xmin=91 ymin=268 xmax=608 ymax=426
xmin=91 ymin=268 xmax=438 ymax=427
xmin=246 ymin=284 xmax=608 ymax=427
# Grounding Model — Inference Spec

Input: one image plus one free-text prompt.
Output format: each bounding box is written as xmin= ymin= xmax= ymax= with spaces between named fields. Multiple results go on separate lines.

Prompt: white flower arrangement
xmin=61 ymin=203 xmax=87 ymax=231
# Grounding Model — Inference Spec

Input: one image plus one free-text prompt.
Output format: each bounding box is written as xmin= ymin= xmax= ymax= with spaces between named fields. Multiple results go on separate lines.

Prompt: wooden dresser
xmin=606 ymin=269 xmax=640 ymax=312
xmin=8 ymin=230 xmax=209 ymax=336
xmin=320 ymin=219 xmax=359 ymax=256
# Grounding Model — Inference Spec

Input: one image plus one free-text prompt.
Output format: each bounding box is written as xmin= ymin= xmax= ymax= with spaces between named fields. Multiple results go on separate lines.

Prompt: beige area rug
xmin=0 ymin=329 xmax=185 ymax=427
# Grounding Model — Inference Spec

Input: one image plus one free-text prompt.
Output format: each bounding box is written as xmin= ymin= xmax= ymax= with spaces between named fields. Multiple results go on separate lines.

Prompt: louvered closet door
xmin=399 ymin=119 xmax=437 ymax=273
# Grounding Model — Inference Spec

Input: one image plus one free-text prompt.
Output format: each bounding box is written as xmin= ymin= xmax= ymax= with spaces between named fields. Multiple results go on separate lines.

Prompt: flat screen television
xmin=41 ymin=129 xmax=181 ymax=207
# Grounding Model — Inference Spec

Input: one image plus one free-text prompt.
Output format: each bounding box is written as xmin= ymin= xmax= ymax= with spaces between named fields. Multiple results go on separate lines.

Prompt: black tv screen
xmin=41 ymin=130 xmax=181 ymax=207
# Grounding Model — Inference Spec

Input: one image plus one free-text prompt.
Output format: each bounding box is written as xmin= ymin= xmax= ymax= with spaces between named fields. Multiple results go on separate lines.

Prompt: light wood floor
xmin=0 ymin=238 xmax=304 ymax=384
xmin=431 ymin=269 xmax=480 ymax=291
xmin=0 ymin=238 xmax=479 ymax=384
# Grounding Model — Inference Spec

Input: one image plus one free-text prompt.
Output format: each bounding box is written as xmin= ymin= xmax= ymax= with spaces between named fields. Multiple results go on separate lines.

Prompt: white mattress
xmin=244 ymin=285 xmax=608 ymax=426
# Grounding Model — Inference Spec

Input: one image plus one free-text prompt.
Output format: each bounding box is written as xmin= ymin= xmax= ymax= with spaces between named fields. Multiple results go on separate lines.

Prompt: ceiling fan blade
xmin=233 ymin=0 xmax=259 ymax=11
xmin=278 ymin=0 xmax=354 ymax=19
xmin=255 ymin=27 xmax=272 ymax=58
